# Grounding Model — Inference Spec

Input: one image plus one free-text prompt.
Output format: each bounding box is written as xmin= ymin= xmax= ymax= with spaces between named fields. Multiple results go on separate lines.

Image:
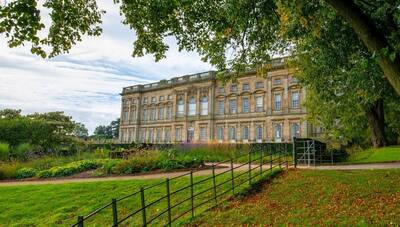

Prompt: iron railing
xmin=71 ymin=143 xmax=293 ymax=226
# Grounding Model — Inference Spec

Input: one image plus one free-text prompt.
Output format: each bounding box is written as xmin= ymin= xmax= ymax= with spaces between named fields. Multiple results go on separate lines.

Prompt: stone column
xmin=209 ymin=81 xmax=215 ymax=141
xmin=250 ymin=121 xmax=254 ymax=142
xmin=284 ymin=75 xmax=289 ymax=113
xmin=267 ymin=77 xmax=272 ymax=115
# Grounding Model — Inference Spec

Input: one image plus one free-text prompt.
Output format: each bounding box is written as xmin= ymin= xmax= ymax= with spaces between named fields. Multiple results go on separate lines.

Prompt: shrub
xmin=114 ymin=156 xmax=160 ymax=174
xmin=13 ymin=143 xmax=33 ymax=161
xmin=15 ymin=167 xmax=37 ymax=179
xmin=0 ymin=163 xmax=19 ymax=179
xmin=37 ymin=160 xmax=104 ymax=178
xmin=0 ymin=142 xmax=10 ymax=161
xmin=95 ymin=148 xmax=110 ymax=158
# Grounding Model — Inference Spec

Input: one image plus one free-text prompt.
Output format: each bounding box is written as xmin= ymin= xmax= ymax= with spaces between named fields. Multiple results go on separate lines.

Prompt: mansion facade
xmin=119 ymin=58 xmax=311 ymax=144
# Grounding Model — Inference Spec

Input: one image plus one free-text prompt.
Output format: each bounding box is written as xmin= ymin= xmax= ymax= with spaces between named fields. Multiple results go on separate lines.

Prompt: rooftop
xmin=122 ymin=57 xmax=287 ymax=95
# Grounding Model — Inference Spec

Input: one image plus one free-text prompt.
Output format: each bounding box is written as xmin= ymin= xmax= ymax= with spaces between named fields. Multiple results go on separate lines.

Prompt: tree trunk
xmin=326 ymin=0 xmax=400 ymax=96
xmin=366 ymin=99 xmax=386 ymax=148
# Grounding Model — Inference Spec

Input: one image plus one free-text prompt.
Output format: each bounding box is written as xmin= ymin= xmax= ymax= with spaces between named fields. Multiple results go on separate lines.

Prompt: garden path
xmin=2 ymin=162 xmax=399 ymax=187
xmin=298 ymin=162 xmax=400 ymax=170
xmin=0 ymin=162 xmax=283 ymax=186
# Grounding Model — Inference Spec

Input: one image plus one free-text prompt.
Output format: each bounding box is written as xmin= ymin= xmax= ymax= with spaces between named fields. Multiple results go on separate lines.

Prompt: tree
xmin=1 ymin=0 xmax=400 ymax=95
xmin=292 ymin=13 xmax=400 ymax=147
xmin=92 ymin=125 xmax=113 ymax=139
xmin=92 ymin=118 xmax=120 ymax=139
xmin=0 ymin=109 xmax=22 ymax=119
xmin=110 ymin=118 xmax=120 ymax=138
xmin=73 ymin=122 xmax=89 ymax=139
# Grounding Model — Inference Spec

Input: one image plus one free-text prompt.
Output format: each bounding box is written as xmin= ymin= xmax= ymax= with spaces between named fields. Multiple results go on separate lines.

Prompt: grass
xmin=191 ymin=169 xmax=400 ymax=226
xmin=344 ymin=146 xmax=400 ymax=163
xmin=0 ymin=162 xmax=282 ymax=226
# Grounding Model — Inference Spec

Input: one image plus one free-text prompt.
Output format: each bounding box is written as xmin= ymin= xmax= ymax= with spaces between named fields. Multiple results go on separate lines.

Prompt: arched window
xmin=200 ymin=96 xmax=208 ymax=115
xmin=188 ymin=97 xmax=196 ymax=116
xmin=177 ymin=97 xmax=184 ymax=116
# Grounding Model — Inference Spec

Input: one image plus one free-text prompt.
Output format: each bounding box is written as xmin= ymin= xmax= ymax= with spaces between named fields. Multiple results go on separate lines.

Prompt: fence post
xmin=212 ymin=164 xmax=217 ymax=205
xmin=269 ymin=145 xmax=273 ymax=172
xmin=230 ymin=159 xmax=235 ymax=196
xmin=112 ymin=199 xmax=118 ymax=226
xmin=260 ymin=149 xmax=263 ymax=177
xmin=248 ymin=152 xmax=251 ymax=185
xmin=166 ymin=178 xmax=172 ymax=226
xmin=190 ymin=171 xmax=194 ymax=219
xmin=77 ymin=216 xmax=84 ymax=227
xmin=140 ymin=187 xmax=147 ymax=226
xmin=278 ymin=144 xmax=281 ymax=168
xmin=292 ymin=137 xmax=297 ymax=168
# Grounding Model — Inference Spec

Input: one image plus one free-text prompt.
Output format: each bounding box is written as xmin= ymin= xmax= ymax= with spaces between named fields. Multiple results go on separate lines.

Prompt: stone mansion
xmin=119 ymin=58 xmax=311 ymax=144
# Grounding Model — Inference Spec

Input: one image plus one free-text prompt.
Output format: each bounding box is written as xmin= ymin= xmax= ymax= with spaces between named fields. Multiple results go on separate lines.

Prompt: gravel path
xmin=4 ymin=162 xmax=397 ymax=187
xmin=0 ymin=162 xmax=284 ymax=187
xmin=298 ymin=162 xmax=400 ymax=170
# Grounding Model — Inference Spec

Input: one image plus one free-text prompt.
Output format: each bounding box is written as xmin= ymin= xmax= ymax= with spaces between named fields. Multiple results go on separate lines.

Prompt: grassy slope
xmin=192 ymin=169 xmax=400 ymax=226
xmin=345 ymin=146 xmax=400 ymax=163
xmin=0 ymin=166 xmax=280 ymax=226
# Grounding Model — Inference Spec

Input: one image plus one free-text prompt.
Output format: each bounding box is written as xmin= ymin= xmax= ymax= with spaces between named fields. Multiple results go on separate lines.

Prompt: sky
xmin=0 ymin=0 xmax=213 ymax=134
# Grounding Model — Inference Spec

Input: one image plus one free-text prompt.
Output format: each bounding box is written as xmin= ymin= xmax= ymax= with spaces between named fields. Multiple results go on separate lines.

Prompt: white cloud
xmin=0 ymin=0 xmax=213 ymax=133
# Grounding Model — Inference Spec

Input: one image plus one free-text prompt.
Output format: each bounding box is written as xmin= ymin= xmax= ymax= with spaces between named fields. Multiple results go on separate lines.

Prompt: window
xmin=274 ymin=78 xmax=282 ymax=85
xmin=143 ymin=97 xmax=148 ymax=104
xmin=290 ymin=76 xmax=298 ymax=83
xmin=199 ymin=127 xmax=207 ymax=141
xmin=158 ymin=107 xmax=164 ymax=120
xmin=229 ymin=99 xmax=237 ymax=114
xmin=218 ymin=87 xmax=225 ymax=94
xmin=133 ymin=99 xmax=137 ymax=104
xmin=218 ymin=100 xmax=224 ymax=115
xmin=274 ymin=124 xmax=282 ymax=142
xmin=156 ymin=129 xmax=162 ymax=142
xmin=167 ymin=94 xmax=172 ymax=100
xmin=159 ymin=96 xmax=165 ymax=101
xmin=142 ymin=109 xmax=148 ymax=122
xmin=256 ymin=82 xmax=264 ymax=89
xmin=166 ymin=106 xmax=172 ymax=119
xmin=177 ymin=98 xmax=184 ymax=116
xmin=140 ymin=129 xmax=146 ymax=143
xmin=291 ymin=91 xmax=300 ymax=108
xmin=151 ymin=97 xmax=156 ymax=103
xmin=200 ymin=96 xmax=208 ymax=115
xmin=256 ymin=125 xmax=263 ymax=141
xmin=175 ymin=128 xmax=182 ymax=142
xmin=165 ymin=128 xmax=171 ymax=142
xmin=188 ymin=97 xmax=196 ymax=116
xmin=131 ymin=109 xmax=136 ymax=122
xmin=217 ymin=126 xmax=224 ymax=140
xmin=151 ymin=108 xmax=156 ymax=120
xmin=255 ymin=96 xmax=263 ymax=112
xmin=291 ymin=123 xmax=300 ymax=138
xmin=275 ymin=93 xmax=282 ymax=111
xmin=241 ymin=126 xmax=249 ymax=140
xmin=148 ymin=129 xmax=154 ymax=143
xmin=242 ymin=83 xmax=250 ymax=91
xmin=229 ymin=127 xmax=236 ymax=140
xmin=230 ymin=84 xmax=237 ymax=92
xmin=242 ymin=98 xmax=250 ymax=113
xmin=123 ymin=111 xmax=129 ymax=124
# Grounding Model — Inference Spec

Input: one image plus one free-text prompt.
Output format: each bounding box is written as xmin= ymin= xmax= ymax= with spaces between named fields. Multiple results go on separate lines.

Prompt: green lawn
xmin=344 ymin=146 xmax=400 ymax=163
xmin=0 ymin=165 xmax=281 ymax=226
xmin=191 ymin=169 xmax=400 ymax=226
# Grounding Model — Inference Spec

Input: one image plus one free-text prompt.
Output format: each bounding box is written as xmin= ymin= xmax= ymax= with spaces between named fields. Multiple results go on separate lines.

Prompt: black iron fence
xmin=71 ymin=143 xmax=293 ymax=226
